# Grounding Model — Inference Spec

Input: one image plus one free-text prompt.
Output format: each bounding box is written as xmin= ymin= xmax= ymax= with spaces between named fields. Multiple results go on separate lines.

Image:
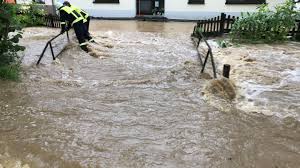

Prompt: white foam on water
xmin=104 ymin=31 xmax=114 ymax=38
xmin=280 ymin=68 xmax=300 ymax=84
xmin=211 ymin=42 xmax=300 ymax=121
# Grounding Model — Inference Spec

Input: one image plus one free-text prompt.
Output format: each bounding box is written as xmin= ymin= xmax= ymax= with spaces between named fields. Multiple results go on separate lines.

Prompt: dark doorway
xmin=136 ymin=0 xmax=165 ymax=16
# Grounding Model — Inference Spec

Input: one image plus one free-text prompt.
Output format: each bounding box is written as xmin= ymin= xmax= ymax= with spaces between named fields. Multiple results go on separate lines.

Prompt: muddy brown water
xmin=0 ymin=20 xmax=300 ymax=168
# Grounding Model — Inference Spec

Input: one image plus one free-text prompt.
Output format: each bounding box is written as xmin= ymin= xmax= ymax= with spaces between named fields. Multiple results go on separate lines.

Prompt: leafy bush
xmin=196 ymin=27 xmax=203 ymax=34
xmin=192 ymin=27 xmax=203 ymax=37
xmin=230 ymin=0 xmax=300 ymax=43
xmin=0 ymin=64 xmax=20 ymax=81
xmin=17 ymin=2 xmax=45 ymax=27
xmin=152 ymin=7 xmax=164 ymax=15
xmin=0 ymin=0 xmax=25 ymax=80
xmin=217 ymin=39 xmax=231 ymax=48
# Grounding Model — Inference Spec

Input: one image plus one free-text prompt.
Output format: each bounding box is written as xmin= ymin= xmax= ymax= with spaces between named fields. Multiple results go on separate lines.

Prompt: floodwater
xmin=210 ymin=41 xmax=300 ymax=121
xmin=0 ymin=20 xmax=300 ymax=168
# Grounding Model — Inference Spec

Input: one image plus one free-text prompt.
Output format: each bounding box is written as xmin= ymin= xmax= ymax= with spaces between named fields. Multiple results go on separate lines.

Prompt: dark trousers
xmin=84 ymin=16 xmax=90 ymax=32
xmin=73 ymin=20 xmax=92 ymax=45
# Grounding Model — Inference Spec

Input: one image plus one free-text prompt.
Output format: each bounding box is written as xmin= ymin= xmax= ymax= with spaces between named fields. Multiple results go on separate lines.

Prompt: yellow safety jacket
xmin=70 ymin=5 xmax=89 ymax=23
xmin=59 ymin=6 xmax=84 ymax=27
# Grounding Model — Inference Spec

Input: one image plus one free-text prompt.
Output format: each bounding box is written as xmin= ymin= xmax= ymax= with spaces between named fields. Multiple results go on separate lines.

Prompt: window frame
xmin=93 ymin=0 xmax=120 ymax=4
xmin=225 ymin=0 xmax=266 ymax=4
xmin=188 ymin=0 xmax=205 ymax=5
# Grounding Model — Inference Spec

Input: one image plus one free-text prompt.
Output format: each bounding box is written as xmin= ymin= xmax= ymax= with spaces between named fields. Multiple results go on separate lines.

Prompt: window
xmin=93 ymin=0 xmax=120 ymax=3
xmin=226 ymin=0 xmax=266 ymax=4
xmin=188 ymin=0 xmax=205 ymax=4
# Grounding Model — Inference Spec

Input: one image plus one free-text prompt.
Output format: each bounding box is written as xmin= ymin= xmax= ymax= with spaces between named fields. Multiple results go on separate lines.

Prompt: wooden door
xmin=136 ymin=0 xmax=153 ymax=15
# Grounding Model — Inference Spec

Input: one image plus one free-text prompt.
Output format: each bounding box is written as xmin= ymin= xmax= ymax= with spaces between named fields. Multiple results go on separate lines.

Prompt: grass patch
xmin=0 ymin=64 xmax=20 ymax=81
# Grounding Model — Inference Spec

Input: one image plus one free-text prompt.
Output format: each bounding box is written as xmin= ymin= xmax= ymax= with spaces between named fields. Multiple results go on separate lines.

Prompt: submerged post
xmin=223 ymin=64 xmax=231 ymax=78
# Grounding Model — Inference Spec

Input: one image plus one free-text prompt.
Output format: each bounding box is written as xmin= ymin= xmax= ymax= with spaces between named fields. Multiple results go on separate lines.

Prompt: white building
xmin=17 ymin=0 xmax=291 ymax=20
xmin=65 ymin=0 xmax=285 ymax=20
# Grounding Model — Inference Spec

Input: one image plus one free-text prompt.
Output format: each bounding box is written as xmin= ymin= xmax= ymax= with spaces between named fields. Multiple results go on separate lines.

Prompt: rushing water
xmin=210 ymin=41 xmax=300 ymax=120
xmin=0 ymin=20 xmax=300 ymax=168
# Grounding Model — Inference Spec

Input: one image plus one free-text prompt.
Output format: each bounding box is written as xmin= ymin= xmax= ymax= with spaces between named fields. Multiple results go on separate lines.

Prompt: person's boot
xmin=80 ymin=45 xmax=89 ymax=53
xmin=89 ymin=38 xmax=97 ymax=44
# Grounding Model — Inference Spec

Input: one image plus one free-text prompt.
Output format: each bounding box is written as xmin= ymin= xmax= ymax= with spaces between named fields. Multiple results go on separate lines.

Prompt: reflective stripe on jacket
xmin=59 ymin=6 xmax=84 ymax=26
xmin=70 ymin=5 xmax=89 ymax=20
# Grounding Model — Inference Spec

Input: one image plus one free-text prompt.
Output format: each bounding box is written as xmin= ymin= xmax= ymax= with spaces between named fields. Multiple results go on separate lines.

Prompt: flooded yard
xmin=0 ymin=20 xmax=300 ymax=168
xmin=210 ymin=41 xmax=300 ymax=121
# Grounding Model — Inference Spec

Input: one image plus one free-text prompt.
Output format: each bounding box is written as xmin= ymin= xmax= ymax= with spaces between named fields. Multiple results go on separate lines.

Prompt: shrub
xmin=230 ymin=0 xmax=300 ymax=43
xmin=17 ymin=2 xmax=45 ymax=27
xmin=0 ymin=0 xmax=25 ymax=80
xmin=192 ymin=27 xmax=203 ymax=37
xmin=217 ymin=39 xmax=231 ymax=48
xmin=0 ymin=64 xmax=20 ymax=81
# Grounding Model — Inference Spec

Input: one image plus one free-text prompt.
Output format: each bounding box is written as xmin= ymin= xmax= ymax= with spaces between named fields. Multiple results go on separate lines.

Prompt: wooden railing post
xmin=223 ymin=64 xmax=231 ymax=78
xmin=220 ymin=13 xmax=226 ymax=36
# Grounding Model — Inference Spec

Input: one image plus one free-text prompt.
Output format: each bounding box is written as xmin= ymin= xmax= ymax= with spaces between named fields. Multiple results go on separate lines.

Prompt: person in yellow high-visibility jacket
xmin=54 ymin=1 xmax=94 ymax=52
xmin=63 ymin=1 xmax=90 ymax=32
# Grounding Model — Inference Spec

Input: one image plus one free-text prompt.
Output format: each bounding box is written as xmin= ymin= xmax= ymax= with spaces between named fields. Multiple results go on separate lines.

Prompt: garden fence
xmin=193 ymin=13 xmax=300 ymax=37
xmin=41 ymin=15 xmax=61 ymax=28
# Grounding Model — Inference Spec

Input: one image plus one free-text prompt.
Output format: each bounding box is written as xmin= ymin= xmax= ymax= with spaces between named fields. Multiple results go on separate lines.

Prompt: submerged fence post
xmin=223 ymin=64 xmax=231 ymax=78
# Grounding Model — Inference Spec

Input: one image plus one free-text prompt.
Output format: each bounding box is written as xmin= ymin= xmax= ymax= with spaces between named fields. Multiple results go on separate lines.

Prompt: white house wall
xmin=68 ymin=0 xmax=136 ymax=18
xmin=49 ymin=0 xmax=285 ymax=19
xmin=17 ymin=0 xmax=32 ymax=4
xmin=165 ymin=0 xmax=285 ymax=19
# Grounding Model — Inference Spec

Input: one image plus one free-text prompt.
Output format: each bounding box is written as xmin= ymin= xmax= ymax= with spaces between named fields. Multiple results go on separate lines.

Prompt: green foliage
xmin=152 ymin=8 xmax=164 ymax=15
xmin=230 ymin=0 xmax=300 ymax=43
xmin=0 ymin=33 xmax=25 ymax=66
xmin=0 ymin=64 xmax=20 ymax=81
xmin=192 ymin=27 xmax=203 ymax=37
xmin=196 ymin=27 xmax=203 ymax=34
xmin=217 ymin=39 xmax=231 ymax=48
xmin=0 ymin=1 xmax=25 ymax=80
xmin=17 ymin=2 xmax=45 ymax=27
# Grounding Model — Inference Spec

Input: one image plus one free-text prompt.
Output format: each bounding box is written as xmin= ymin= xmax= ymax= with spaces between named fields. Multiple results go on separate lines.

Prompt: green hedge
xmin=230 ymin=0 xmax=300 ymax=43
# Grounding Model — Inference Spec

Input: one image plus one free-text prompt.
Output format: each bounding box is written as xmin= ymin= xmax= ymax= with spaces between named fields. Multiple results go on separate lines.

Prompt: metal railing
xmin=36 ymin=31 xmax=69 ymax=65
xmin=191 ymin=29 xmax=217 ymax=78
